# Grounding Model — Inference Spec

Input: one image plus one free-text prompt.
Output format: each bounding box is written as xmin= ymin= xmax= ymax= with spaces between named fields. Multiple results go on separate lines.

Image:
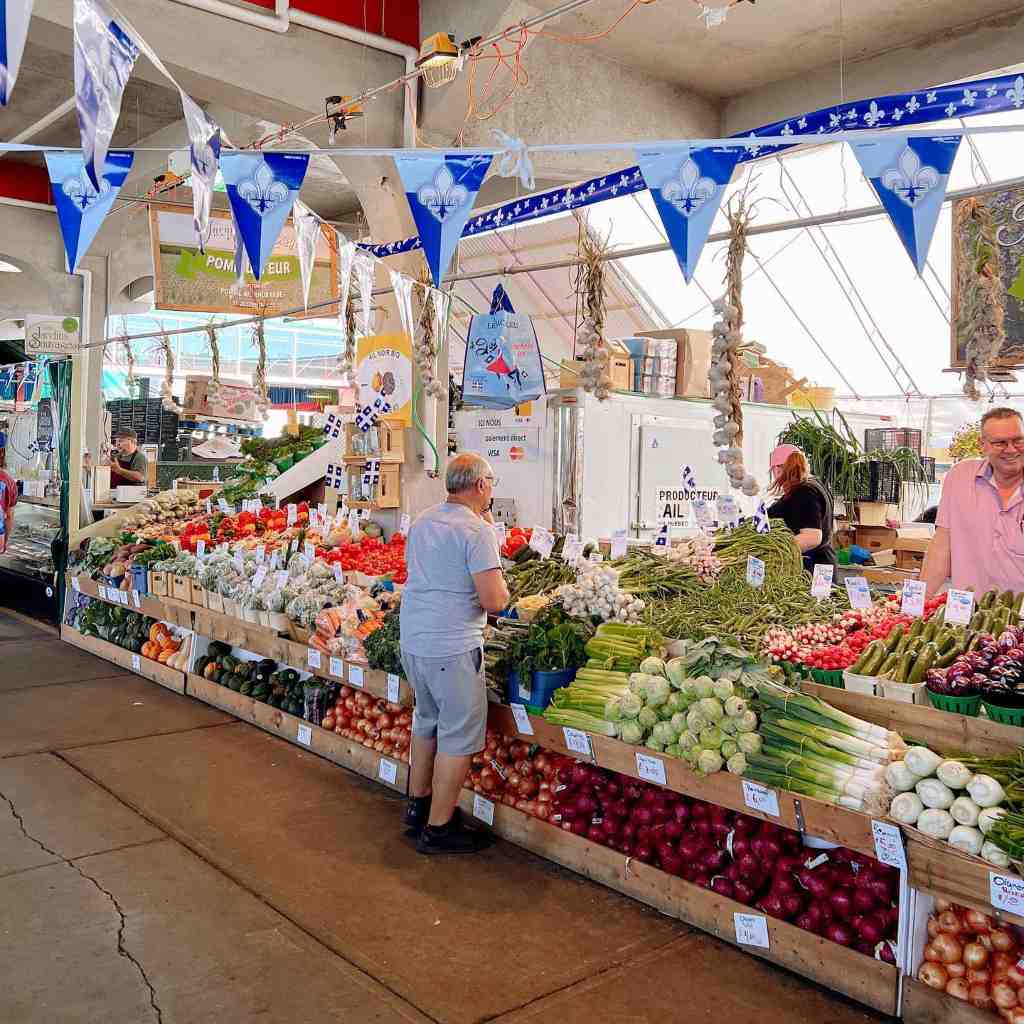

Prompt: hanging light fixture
xmin=416 ymin=32 xmax=461 ymax=89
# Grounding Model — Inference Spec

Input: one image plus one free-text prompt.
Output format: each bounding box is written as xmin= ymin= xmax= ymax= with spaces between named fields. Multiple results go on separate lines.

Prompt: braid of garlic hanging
xmin=206 ymin=322 xmax=222 ymax=402
xmin=576 ymin=228 xmax=612 ymax=400
xmin=709 ymin=193 xmax=759 ymax=497
xmin=119 ymin=317 xmax=136 ymax=396
xmin=159 ymin=331 xmax=183 ymax=414
xmin=338 ymin=282 xmax=357 ymax=380
xmin=252 ymin=319 xmax=270 ymax=419
xmin=415 ymin=274 xmax=447 ymax=400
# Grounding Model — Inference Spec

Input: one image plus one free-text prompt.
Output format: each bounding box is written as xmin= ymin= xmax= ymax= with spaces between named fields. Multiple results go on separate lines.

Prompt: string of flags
xmin=324 ymin=462 xmax=345 ymax=492
xmin=322 ymin=413 xmax=344 ymax=440
xmin=753 ymin=501 xmax=770 ymax=535
xmin=360 ymin=460 xmax=382 ymax=490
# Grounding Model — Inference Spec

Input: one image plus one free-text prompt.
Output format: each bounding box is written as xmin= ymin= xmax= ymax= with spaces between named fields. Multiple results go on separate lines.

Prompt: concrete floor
xmin=0 ymin=608 xmax=891 ymax=1024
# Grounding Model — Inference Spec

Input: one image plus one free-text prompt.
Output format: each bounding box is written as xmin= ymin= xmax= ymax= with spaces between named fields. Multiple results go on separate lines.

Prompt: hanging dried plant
xmin=117 ymin=316 xmax=136 ymax=396
xmin=956 ymin=197 xmax=1006 ymax=401
xmin=414 ymin=269 xmax=447 ymax=399
xmin=338 ymin=270 xmax=358 ymax=381
xmin=205 ymin=320 xmax=222 ymax=400
xmin=252 ymin=314 xmax=270 ymax=419
xmin=158 ymin=327 xmax=183 ymax=414
xmin=708 ymin=189 xmax=762 ymax=496
xmin=575 ymin=225 xmax=612 ymax=400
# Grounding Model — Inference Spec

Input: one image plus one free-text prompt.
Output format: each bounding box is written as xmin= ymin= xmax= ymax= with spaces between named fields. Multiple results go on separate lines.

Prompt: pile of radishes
xmin=545 ymin=757 xmax=898 ymax=958
xmin=918 ymin=899 xmax=1024 ymax=1018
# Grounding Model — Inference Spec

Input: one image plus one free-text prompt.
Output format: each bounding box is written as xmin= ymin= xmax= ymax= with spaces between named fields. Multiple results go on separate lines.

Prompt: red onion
xmin=692 ymin=872 xmax=711 ymax=889
xmin=733 ymin=815 xmax=758 ymax=834
xmin=782 ymin=893 xmax=804 ymax=919
xmin=601 ymin=816 xmax=621 ymax=837
xmin=711 ymin=877 xmax=735 ymax=899
xmin=825 ymin=922 xmax=854 ymax=947
xmin=673 ymin=802 xmax=691 ymax=823
xmin=660 ymin=851 xmax=683 ymax=876
xmin=772 ymin=874 xmax=797 ymax=896
xmin=733 ymin=881 xmax=756 ymax=905
xmin=858 ymin=913 xmax=888 ymax=946
xmin=636 ymin=825 xmax=652 ymax=846
xmin=852 ymin=888 xmax=878 ymax=914
xmin=693 ymin=821 xmax=713 ymax=839
xmin=736 ymin=853 xmax=760 ymax=879
xmin=576 ymin=794 xmax=597 ymax=816
xmin=632 ymin=806 xmax=653 ymax=827
xmin=679 ymin=837 xmax=704 ymax=861
xmin=874 ymin=940 xmax=897 ymax=965
xmin=665 ymin=820 xmax=684 ymax=840
xmin=690 ymin=801 xmax=709 ymax=820
xmin=703 ymin=849 xmax=728 ymax=873
xmin=795 ymin=910 xmax=823 ymax=935
xmin=620 ymin=841 xmax=633 ymax=857
xmin=634 ymin=843 xmax=653 ymax=864
xmin=830 ymin=890 xmax=853 ymax=920
xmin=732 ymin=836 xmax=750 ymax=858
xmin=570 ymin=818 xmax=587 ymax=836
xmin=570 ymin=765 xmax=589 ymax=787
xmin=760 ymin=893 xmax=785 ymax=918
xmin=621 ymin=821 xmax=636 ymax=841
xmin=587 ymin=825 xmax=605 ymax=843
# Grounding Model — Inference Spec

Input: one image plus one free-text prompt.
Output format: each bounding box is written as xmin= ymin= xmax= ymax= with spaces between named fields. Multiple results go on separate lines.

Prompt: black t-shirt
xmin=767 ymin=479 xmax=836 ymax=571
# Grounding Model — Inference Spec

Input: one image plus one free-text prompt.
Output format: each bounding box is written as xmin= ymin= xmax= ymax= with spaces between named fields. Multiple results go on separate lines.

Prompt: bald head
xmin=446 ymin=453 xmax=493 ymax=495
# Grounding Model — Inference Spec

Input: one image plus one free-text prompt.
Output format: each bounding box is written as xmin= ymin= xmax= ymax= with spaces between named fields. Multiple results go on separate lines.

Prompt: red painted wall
xmin=244 ymin=0 xmax=420 ymax=49
xmin=0 ymin=163 xmax=51 ymax=205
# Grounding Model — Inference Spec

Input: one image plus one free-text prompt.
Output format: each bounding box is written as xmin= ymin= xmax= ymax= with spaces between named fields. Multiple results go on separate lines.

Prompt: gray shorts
xmin=400 ymin=647 xmax=487 ymax=756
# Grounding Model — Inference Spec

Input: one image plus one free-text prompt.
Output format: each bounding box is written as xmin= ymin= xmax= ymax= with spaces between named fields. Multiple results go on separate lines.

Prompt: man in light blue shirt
xmin=400 ymin=453 xmax=509 ymax=854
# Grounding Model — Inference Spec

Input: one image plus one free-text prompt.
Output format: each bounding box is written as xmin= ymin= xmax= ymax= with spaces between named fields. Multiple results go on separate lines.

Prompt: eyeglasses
xmin=983 ymin=437 xmax=1024 ymax=451
xmin=483 ymin=475 xmax=500 ymax=487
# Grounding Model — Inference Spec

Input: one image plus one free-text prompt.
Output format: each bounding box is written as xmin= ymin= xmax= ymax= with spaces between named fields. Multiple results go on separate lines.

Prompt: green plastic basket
xmin=811 ymin=668 xmax=844 ymax=688
xmin=274 ymin=455 xmax=294 ymax=473
xmin=926 ymin=689 xmax=981 ymax=717
xmin=982 ymin=701 xmax=1024 ymax=727
xmin=779 ymin=660 xmax=809 ymax=680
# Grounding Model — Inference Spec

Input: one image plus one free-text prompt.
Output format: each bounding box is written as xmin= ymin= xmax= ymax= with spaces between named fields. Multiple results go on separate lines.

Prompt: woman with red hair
xmin=766 ymin=444 xmax=836 ymax=572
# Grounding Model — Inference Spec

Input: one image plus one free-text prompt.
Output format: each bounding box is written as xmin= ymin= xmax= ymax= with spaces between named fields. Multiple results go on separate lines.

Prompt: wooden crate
xmin=66 ymin=573 xmax=166 ymax=619
xmin=455 ymin=793 xmax=898 ymax=1016
xmin=61 ymin=626 xmax=187 ymax=694
xmin=149 ymin=571 xmax=168 ymax=597
xmin=189 ymin=580 xmax=208 ymax=608
xmin=855 ymin=525 xmax=899 ymax=551
xmin=159 ymin=597 xmax=195 ymax=629
xmin=186 ymin=673 xmax=408 ymax=793
xmin=486 ymin=705 xmax=877 ymax=857
xmin=274 ymin=638 xmax=413 ymax=705
xmin=192 ymin=609 xmax=283 ymax=660
xmin=902 ymin=976 xmax=996 ymax=1024
xmin=343 ymin=417 xmax=405 ymax=463
xmin=171 ymin=575 xmax=192 ymax=603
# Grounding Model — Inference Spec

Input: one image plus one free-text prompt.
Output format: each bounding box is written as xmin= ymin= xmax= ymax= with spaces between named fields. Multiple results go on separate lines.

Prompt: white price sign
xmin=493 ymin=521 xmax=507 ymax=547
xmin=377 ymin=758 xmax=398 ymax=785
xmin=71 ymin=576 xmax=80 ymax=592
xmin=734 ymin=913 xmax=770 ymax=949
xmin=742 ymin=780 xmax=780 ymax=817
xmin=844 ymin=576 xmax=873 ymax=611
xmin=400 ymin=513 xmax=411 ymax=535
xmin=218 ymin=497 xmax=230 ymax=514
xmin=195 ymin=539 xmax=206 ymax=559
xmin=307 ymin=648 xmax=321 ymax=670
xmin=349 ymin=665 xmax=364 ymax=688
xmin=472 ymin=794 xmax=495 ymax=825
xmin=716 ymin=494 xmax=740 ymax=527
xmin=531 ymin=529 xmax=555 ymax=560
xmin=255 ymin=544 xmax=266 ymax=564
xmin=287 ymin=504 xmax=297 ymax=526
xmin=386 ymin=674 xmax=401 ymax=703
xmin=296 ymin=723 xmax=312 ymax=746
xmin=692 ymin=499 xmax=715 ymax=530
xmin=251 ymin=566 xmax=268 ymax=589
xmin=348 ymin=511 xmax=361 ymax=534
xmin=132 ymin=591 xmax=141 ymax=608
xmin=329 ymin=656 xmax=345 ymax=678
xmin=901 ymin=580 xmax=927 ymax=619
xmin=946 ymin=588 xmax=975 ymax=626
xmin=746 ymin=556 xmax=765 ymax=588
xmin=563 ymin=727 xmax=593 ymax=759
xmin=610 ymin=530 xmax=628 ymax=559
xmin=990 ymin=872 xmax=1024 ymax=914
xmin=304 ymin=542 xmax=316 ymax=560
xmin=811 ymin=563 xmax=834 ymax=599
xmin=205 ymin=497 xmax=212 ymax=514
xmin=561 ymin=534 xmax=584 ymax=562
xmin=510 ymin=703 xmax=534 ymax=735
xmin=131 ymin=653 xmax=141 ymax=672
xmin=871 ymin=820 xmax=907 ymax=870
xmin=274 ymin=570 xmax=289 ymax=588
xmin=332 ymin=564 xmax=345 ymax=584
xmin=635 ymin=752 xmax=667 ymax=785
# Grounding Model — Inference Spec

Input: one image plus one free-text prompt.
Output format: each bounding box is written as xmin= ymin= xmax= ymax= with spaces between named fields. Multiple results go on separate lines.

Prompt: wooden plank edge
xmin=457 ymin=792 xmax=898 ymax=1017
xmin=185 ymin=673 xmax=408 ymax=793
xmin=65 ymin=573 xmax=167 ymax=620
xmin=902 ymin=976 xmax=996 ymax=1024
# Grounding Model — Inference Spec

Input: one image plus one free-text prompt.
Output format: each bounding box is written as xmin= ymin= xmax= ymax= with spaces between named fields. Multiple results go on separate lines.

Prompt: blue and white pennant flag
xmin=753 ymin=501 xmax=771 ymax=535
xmin=850 ymin=134 xmax=962 ymax=273
xmin=356 ymin=400 xmax=390 ymax=433
xmin=324 ymin=463 xmax=345 ymax=491
xmin=0 ymin=0 xmax=33 ymax=105
xmin=655 ymin=523 xmax=670 ymax=549
xmin=360 ymin=460 xmax=381 ymax=490
xmin=322 ymin=412 xmax=343 ymax=440
xmin=180 ymin=92 xmax=222 ymax=251
xmin=681 ymin=465 xmax=697 ymax=490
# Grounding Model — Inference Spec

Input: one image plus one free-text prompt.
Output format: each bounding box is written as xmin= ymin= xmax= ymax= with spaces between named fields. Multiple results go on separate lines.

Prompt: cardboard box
xmin=559 ymin=348 xmax=632 ymax=392
xmin=855 ymin=502 xmax=898 ymax=527
xmin=115 ymin=485 xmax=147 ymax=503
xmin=855 ymin=525 xmax=898 ymax=551
xmin=171 ymin=575 xmax=192 ymax=602
xmin=182 ymin=376 xmax=262 ymax=424
xmin=896 ymin=549 xmax=926 ymax=571
xmin=863 ymin=566 xmax=918 ymax=585
xmin=149 ymin=571 xmax=168 ymax=597
xmin=871 ymin=550 xmax=896 ymax=567
xmin=634 ymin=327 xmax=713 ymax=399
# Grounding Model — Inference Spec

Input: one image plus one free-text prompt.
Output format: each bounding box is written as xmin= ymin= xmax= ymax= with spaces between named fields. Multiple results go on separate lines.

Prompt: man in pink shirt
xmin=922 ymin=407 xmax=1024 ymax=597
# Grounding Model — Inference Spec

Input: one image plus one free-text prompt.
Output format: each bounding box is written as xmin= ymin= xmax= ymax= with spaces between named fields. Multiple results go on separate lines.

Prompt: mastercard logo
xmin=509 ymin=446 xmax=525 ymax=462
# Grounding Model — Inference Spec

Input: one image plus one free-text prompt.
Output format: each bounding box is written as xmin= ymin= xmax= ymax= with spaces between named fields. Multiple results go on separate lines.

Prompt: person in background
xmin=766 ymin=443 xmax=837 ymax=572
xmin=922 ymin=406 xmax=1024 ymax=597
xmin=108 ymin=428 xmax=147 ymax=489
xmin=915 ymin=506 xmax=938 ymax=525
xmin=399 ymin=453 xmax=509 ymax=855
xmin=0 ymin=465 xmax=16 ymax=553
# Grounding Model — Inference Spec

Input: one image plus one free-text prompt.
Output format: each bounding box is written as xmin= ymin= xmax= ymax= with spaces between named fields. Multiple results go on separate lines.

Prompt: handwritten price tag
xmin=386 ymin=674 xmax=401 ymax=703
xmin=195 ymin=539 xmax=206 ymax=559
xmin=255 ymin=544 xmax=266 ymax=564
xmin=531 ymin=529 xmax=555 ymax=560
xmin=493 ymin=521 xmax=507 ymax=546
xmin=329 ymin=656 xmax=344 ymax=678
xmin=349 ymin=665 xmax=364 ymax=688
xmin=307 ymin=648 xmax=321 ymax=670
xmin=377 ymin=758 xmax=398 ymax=785
xmin=304 ymin=542 xmax=316 ymax=560
xmin=811 ymin=563 xmax=834 ymax=599
xmin=561 ymin=534 xmax=584 ymax=562
xmin=333 ymin=564 xmax=345 ymax=584
xmin=734 ymin=913 xmax=770 ymax=949
xmin=991 ymin=872 xmax=1024 ymax=913
xmin=901 ymin=579 xmax=927 ymax=618
xmin=946 ymin=588 xmax=975 ymax=626
xmin=692 ymin=498 xmax=715 ymax=530
xmin=131 ymin=653 xmax=141 ymax=672
xmin=872 ymin=820 xmax=907 ymax=870
xmin=610 ymin=530 xmax=628 ymax=559
xmin=473 ymin=794 xmax=495 ymax=825
xmin=287 ymin=503 xmax=297 ymax=526
xmin=844 ymin=576 xmax=873 ymax=611
xmin=563 ymin=727 xmax=593 ymax=759
xmin=348 ymin=511 xmax=361 ymax=534
xmin=218 ymin=497 xmax=230 ymax=514
xmin=742 ymin=780 xmax=780 ymax=817
xmin=635 ymin=752 xmax=667 ymax=785
xmin=400 ymin=513 xmax=411 ymax=534
xmin=296 ymin=724 xmax=312 ymax=746
xmin=717 ymin=494 xmax=740 ymax=527
xmin=746 ymin=556 xmax=765 ymax=588
xmin=274 ymin=570 xmax=288 ymax=589
xmin=510 ymin=703 xmax=534 ymax=735
xmin=251 ymin=566 xmax=268 ymax=589
xmin=132 ymin=591 xmax=141 ymax=608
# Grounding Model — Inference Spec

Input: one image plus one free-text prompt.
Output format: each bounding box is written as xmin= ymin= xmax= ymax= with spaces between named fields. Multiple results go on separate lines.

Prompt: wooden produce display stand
xmin=61 ymin=625 xmax=188 ymax=694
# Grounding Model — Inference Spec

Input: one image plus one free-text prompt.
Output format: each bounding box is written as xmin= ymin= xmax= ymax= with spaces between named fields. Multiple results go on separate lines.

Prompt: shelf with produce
xmin=453 ymin=790 xmax=899 ymax=1016
xmin=61 ymin=625 xmax=189 ymax=694
xmin=185 ymin=673 xmax=409 ymax=794
xmin=67 ymin=572 xmax=169 ymax=620
xmin=486 ymin=703 xmax=879 ymax=857
xmin=192 ymin=608 xmax=285 ymax=661
xmin=274 ymin=638 xmax=413 ymax=706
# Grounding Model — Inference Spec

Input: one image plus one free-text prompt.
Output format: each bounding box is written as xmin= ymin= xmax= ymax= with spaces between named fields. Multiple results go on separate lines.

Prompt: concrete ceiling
xmin=546 ymin=0 xmax=1024 ymax=98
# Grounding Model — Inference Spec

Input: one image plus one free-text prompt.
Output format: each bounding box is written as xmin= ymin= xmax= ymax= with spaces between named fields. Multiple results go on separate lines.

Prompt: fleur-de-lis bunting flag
xmin=73 ymin=0 xmax=139 ymax=190
xmin=324 ymin=463 xmax=345 ymax=491
xmin=361 ymin=459 xmax=381 ymax=490
xmin=655 ymin=523 xmax=670 ymax=549
xmin=322 ymin=412 xmax=343 ymax=440
xmin=635 ymin=144 xmax=743 ymax=283
xmin=681 ymin=465 xmax=697 ymax=490
xmin=355 ymin=399 xmax=391 ymax=433
xmin=394 ymin=153 xmax=493 ymax=286
xmin=753 ymin=501 xmax=770 ymax=535
xmin=220 ymin=153 xmax=310 ymax=279
xmin=293 ymin=199 xmax=321 ymax=309
xmin=0 ymin=0 xmax=34 ymax=105
xmin=850 ymin=134 xmax=962 ymax=273
xmin=45 ymin=150 xmax=133 ymax=272
xmin=180 ymin=93 xmax=222 ymax=251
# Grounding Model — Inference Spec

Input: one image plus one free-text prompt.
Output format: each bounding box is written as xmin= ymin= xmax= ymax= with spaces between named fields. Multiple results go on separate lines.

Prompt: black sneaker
xmin=403 ymin=794 xmax=432 ymax=837
xmin=416 ymin=815 xmax=494 ymax=855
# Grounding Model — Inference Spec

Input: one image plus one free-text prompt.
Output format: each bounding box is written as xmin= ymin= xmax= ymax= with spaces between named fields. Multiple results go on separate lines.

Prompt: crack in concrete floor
xmin=0 ymin=786 xmax=165 ymax=1024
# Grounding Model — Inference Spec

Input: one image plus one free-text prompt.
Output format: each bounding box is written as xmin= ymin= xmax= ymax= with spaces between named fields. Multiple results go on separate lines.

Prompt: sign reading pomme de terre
xmin=148 ymin=203 xmax=338 ymax=317
xmin=24 ymin=315 xmax=81 ymax=355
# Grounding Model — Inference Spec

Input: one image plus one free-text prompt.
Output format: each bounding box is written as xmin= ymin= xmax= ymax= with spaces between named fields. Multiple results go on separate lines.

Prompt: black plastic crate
xmin=864 ymin=427 xmax=922 ymax=456
xmin=920 ymin=456 xmax=936 ymax=483
xmin=853 ymin=461 xmax=902 ymax=504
